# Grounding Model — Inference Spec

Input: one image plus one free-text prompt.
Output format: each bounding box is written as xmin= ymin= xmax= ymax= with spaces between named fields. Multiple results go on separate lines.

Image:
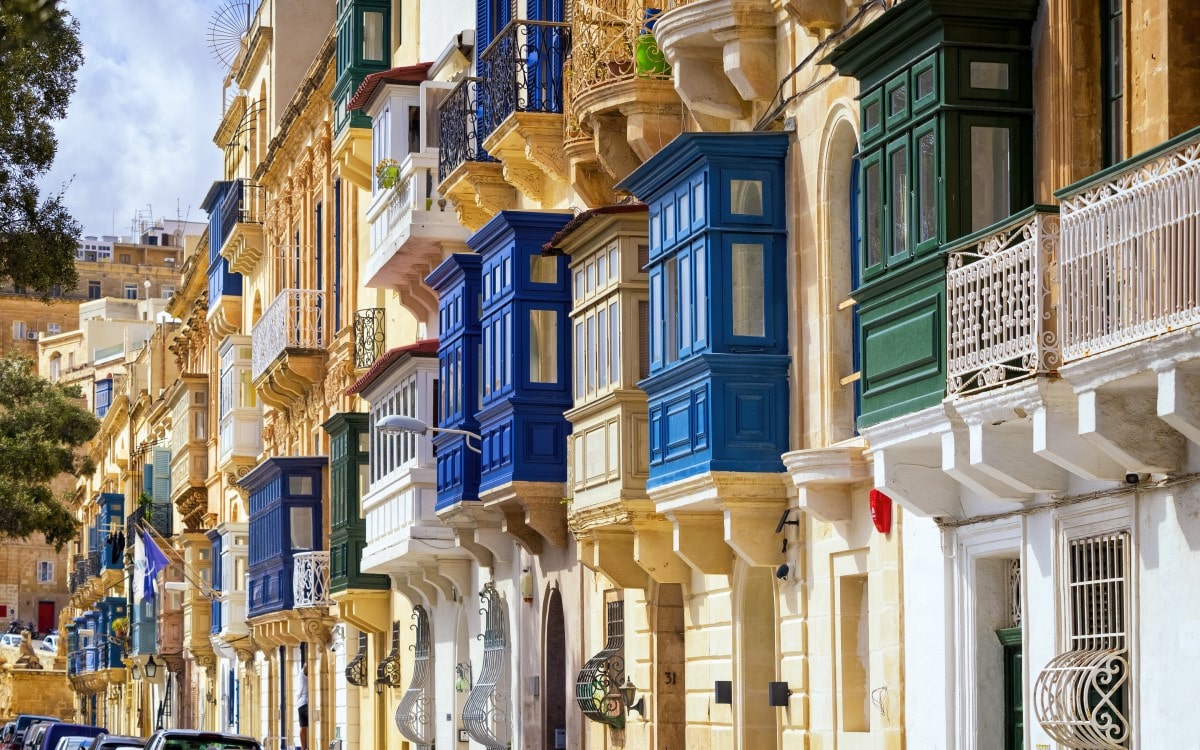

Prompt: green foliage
xmin=0 ymin=352 xmax=99 ymax=549
xmin=0 ymin=0 xmax=83 ymax=297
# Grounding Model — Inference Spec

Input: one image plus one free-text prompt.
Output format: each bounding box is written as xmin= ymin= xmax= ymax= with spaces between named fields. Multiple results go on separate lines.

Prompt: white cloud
xmin=38 ymin=0 xmax=229 ymax=237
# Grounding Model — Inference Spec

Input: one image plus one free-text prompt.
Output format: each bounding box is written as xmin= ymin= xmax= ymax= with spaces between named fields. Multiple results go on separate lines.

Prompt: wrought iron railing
xmin=437 ymin=77 xmax=496 ymax=183
xmin=1059 ymin=126 xmax=1200 ymax=361
xmin=292 ymin=551 xmax=334 ymax=608
xmin=376 ymin=621 xmax=403 ymax=692
xmin=128 ymin=502 xmax=174 ymax=540
xmin=576 ymin=598 xmax=626 ymax=728
xmin=345 ymin=631 xmax=369 ymax=687
xmin=396 ymin=606 xmax=434 ymax=745
xmin=567 ymin=0 xmax=670 ymax=111
xmin=477 ymin=20 xmax=572 ymax=141
xmin=87 ymin=550 xmax=102 ymax=579
xmin=218 ymin=178 xmax=265 ymax=250
xmin=946 ymin=207 xmax=1060 ymax=397
xmin=354 ymin=308 xmax=386 ymax=370
xmin=250 ymin=288 xmax=325 ymax=380
xmin=463 ymin=583 xmax=510 ymax=749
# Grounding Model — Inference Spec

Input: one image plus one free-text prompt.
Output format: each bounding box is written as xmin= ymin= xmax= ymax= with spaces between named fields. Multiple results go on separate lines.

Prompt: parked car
xmin=87 ymin=735 xmax=145 ymax=750
xmin=0 ymin=723 xmax=17 ymax=750
xmin=32 ymin=725 xmax=104 ymax=750
xmin=0 ymin=634 xmax=24 ymax=649
xmin=38 ymin=635 xmax=57 ymax=653
xmin=143 ymin=730 xmax=260 ymax=750
xmin=52 ymin=738 xmax=92 ymax=750
xmin=22 ymin=723 xmax=55 ymax=750
xmin=9 ymin=717 xmax=58 ymax=750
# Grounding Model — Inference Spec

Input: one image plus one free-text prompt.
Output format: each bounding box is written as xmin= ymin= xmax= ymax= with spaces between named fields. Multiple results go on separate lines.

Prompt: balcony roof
xmin=345 ymin=338 xmax=439 ymax=395
xmin=348 ymin=63 xmax=433 ymax=112
xmin=542 ymin=203 xmax=647 ymax=253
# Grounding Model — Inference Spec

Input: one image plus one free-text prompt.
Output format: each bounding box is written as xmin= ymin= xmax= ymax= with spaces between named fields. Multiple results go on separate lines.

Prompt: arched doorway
xmin=737 ymin=566 xmax=779 ymax=749
xmin=543 ymin=589 xmax=566 ymax=749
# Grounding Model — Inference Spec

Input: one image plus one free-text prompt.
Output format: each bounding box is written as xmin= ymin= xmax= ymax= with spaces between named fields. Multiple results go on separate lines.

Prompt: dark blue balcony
xmin=201 ymin=180 xmax=246 ymax=303
xmin=97 ymin=596 xmax=126 ymax=669
xmin=471 ymin=211 xmax=574 ymax=492
xmin=619 ymin=133 xmax=791 ymax=488
xmin=242 ymin=456 xmax=326 ymax=619
xmin=98 ymin=493 xmax=125 ymax=570
xmin=428 ymin=254 xmax=484 ymax=511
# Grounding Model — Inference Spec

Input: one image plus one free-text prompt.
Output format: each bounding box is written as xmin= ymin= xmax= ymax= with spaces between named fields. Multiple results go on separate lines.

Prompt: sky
xmin=38 ymin=0 xmax=230 ymax=238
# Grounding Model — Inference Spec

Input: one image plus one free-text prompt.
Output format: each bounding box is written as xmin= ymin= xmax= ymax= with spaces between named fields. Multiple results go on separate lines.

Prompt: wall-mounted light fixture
xmin=619 ymin=677 xmax=645 ymax=717
xmin=768 ymin=681 xmax=792 ymax=707
xmin=143 ymin=656 xmax=160 ymax=680
xmin=376 ymin=415 xmax=482 ymax=454
xmin=454 ymin=661 xmax=473 ymax=693
xmin=520 ymin=568 xmax=534 ymax=603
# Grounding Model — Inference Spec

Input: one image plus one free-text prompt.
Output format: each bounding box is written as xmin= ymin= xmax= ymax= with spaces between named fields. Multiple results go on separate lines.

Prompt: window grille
xmin=1008 ymin=558 xmax=1022 ymax=628
xmin=395 ymin=606 xmax=433 ymax=745
xmin=462 ymin=583 xmax=510 ymax=749
xmin=345 ymin=631 xmax=368 ymax=687
xmin=1034 ymin=531 xmax=1131 ymax=749
xmin=575 ymin=593 xmax=625 ymax=729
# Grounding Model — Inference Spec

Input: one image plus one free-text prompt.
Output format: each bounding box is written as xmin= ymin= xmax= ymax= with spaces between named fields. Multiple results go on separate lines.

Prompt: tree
xmin=0 ymin=0 xmax=83 ymax=298
xmin=0 ymin=352 xmax=99 ymax=549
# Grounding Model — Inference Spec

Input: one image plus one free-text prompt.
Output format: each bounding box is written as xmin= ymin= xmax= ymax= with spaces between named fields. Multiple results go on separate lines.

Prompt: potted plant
xmin=375 ymin=158 xmax=400 ymax=190
xmin=109 ymin=616 xmax=129 ymax=641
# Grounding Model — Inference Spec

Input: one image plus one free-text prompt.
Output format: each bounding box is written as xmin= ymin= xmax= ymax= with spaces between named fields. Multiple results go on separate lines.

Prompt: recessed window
xmin=970 ymin=126 xmax=1011 ymax=232
xmin=916 ymin=130 xmax=937 ymax=243
xmin=915 ymin=67 xmax=935 ymax=99
xmin=969 ymin=61 xmax=1010 ymax=90
xmin=88 ymin=280 xmax=102 ymax=299
xmin=864 ymin=101 xmax=881 ymax=132
xmin=124 ymin=283 xmax=138 ymax=300
xmin=37 ymin=561 xmax=54 ymax=583
xmin=730 ymin=179 xmax=764 ymax=216
xmin=362 ymin=11 xmax=385 ymax=61
xmin=529 ymin=309 xmax=558 ymax=384
xmin=888 ymin=83 xmax=907 ymax=116
xmin=863 ymin=161 xmax=882 ymax=267
xmin=732 ymin=243 xmax=766 ymax=337
xmin=530 ymin=254 xmax=557 ymax=284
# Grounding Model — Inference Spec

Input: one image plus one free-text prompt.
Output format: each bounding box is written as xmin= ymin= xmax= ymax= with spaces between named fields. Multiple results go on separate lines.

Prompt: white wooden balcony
xmin=250 ymin=289 xmax=327 ymax=408
xmin=946 ymin=207 xmax=1060 ymax=397
xmin=293 ymin=551 xmax=335 ymax=609
xmin=1059 ymin=127 xmax=1200 ymax=361
xmin=217 ymin=335 xmax=263 ymax=473
xmin=363 ymin=152 xmax=468 ymax=324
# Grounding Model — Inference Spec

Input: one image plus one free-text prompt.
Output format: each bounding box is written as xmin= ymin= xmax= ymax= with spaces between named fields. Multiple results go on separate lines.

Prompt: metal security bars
xmin=395 ymin=606 xmax=433 ymax=745
xmin=477 ymin=20 xmax=572 ymax=140
xmin=345 ymin=631 xmax=369 ymax=687
xmin=354 ymin=308 xmax=386 ymax=370
xmin=946 ymin=208 xmax=1060 ymax=396
xmin=1059 ymin=128 xmax=1200 ymax=361
xmin=1034 ymin=532 xmax=1132 ymax=749
xmin=462 ymin=583 xmax=510 ymax=749
xmin=576 ymin=596 xmax=625 ymax=728
xmin=437 ymin=77 xmax=495 ymax=183
xmin=376 ymin=621 xmax=403 ymax=692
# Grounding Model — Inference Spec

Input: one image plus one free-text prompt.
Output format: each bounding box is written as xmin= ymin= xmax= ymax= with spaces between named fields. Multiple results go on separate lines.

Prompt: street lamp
xmin=375 ymin=415 xmax=482 ymax=454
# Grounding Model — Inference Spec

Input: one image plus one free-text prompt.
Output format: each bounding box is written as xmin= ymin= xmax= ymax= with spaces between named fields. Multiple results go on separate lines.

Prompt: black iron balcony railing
xmin=438 ymin=77 xmax=496 ymax=183
xmin=128 ymin=502 xmax=173 ymax=541
xmin=477 ymin=20 xmax=572 ymax=140
xmin=354 ymin=308 xmax=386 ymax=370
xmin=218 ymin=178 xmax=264 ymax=249
xmin=87 ymin=550 xmax=102 ymax=579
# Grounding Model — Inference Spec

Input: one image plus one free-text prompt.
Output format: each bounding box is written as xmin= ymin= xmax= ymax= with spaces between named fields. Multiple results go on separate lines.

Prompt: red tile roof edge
xmin=348 ymin=63 xmax=434 ymax=112
xmin=542 ymin=203 xmax=648 ymax=252
xmin=345 ymin=338 xmax=439 ymax=395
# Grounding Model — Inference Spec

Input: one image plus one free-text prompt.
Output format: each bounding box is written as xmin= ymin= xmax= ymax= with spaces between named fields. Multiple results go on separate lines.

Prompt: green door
xmin=997 ymin=626 xmax=1023 ymax=750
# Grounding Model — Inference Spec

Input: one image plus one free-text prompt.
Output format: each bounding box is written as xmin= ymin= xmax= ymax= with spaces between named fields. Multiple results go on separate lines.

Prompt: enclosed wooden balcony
xmin=217 ymin=335 xmax=263 ymax=474
xmin=168 ymin=375 xmax=210 ymax=530
xmin=251 ymin=289 xmax=328 ymax=409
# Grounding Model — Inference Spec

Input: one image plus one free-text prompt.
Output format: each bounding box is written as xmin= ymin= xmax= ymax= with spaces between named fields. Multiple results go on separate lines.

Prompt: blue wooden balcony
xmin=242 ymin=456 xmax=326 ymax=620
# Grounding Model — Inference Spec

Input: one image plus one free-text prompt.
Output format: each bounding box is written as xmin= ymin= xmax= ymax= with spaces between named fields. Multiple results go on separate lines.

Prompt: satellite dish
xmin=208 ymin=0 xmax=251 ymax=70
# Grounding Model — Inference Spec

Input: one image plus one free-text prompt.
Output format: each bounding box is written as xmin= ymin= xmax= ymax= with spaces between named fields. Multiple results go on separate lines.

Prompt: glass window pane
xmin=680 ymin=254 xmax=692 ymax=347
xmin=694 ymin=247 xmax=706 ymax=344
xmin=890 ymin=147 xmax=908 ymax=256
xmin=586 ymin=315 xmax=596 ymax=393
xmin=889 ymin=84 xmax=907 ymax=116
xmin=664 ymin=258 xmax=678 ymax=363
xmin=730 ymin=179 xmax=764 ymax=216
xmin=574 ymin=321 xmax=584 ymax=397
xmin=529 ymin=310 xmax=558 ymax=384
xmin=530 ymin=255 xmax=557 ymax=284
xmin=917 ymin=130 xmax=936 ymax=243
xmin=288 ymin=476 xmax=314 ymax=496
xmin=732 ymin=243 xmax=766 ymax=337
xmin=864 ymin=101 xmax=880 ymax=131
xmin=969 ymin=61 xmax=1009 ymax=90
xmin=597 ymin=307 xmax=607 ymax=389
xmin=289 ymin=507 xmax=313 ymax=550
xmin=864 ymin=161 xmax=882 ymax=267
xmin=915 ymin=67 xmax=935 ymax=99
xmin=610 ymin=299 xmax=620 ymax=385
xmin=970 ymin=126 xmax=1011 ymax=232
xmin=362 ymin=11 xmax=384 ymax=61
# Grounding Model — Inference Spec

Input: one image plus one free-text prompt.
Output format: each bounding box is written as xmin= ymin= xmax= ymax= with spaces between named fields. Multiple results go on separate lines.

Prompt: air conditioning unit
xmin=26 ymin=331 xmax=38 ymax=340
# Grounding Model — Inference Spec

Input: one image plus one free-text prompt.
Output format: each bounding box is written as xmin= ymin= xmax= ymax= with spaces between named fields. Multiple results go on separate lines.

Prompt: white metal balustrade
xmin=946 ymin=208 xmax=1060 ymax=396
xmin=293 ymin=551 xmax=334 ymax=608
xmin=250 ymin=289 xmax=325 ymax=380
xmin=1059 ymin=128 xmax=1200 ymax=361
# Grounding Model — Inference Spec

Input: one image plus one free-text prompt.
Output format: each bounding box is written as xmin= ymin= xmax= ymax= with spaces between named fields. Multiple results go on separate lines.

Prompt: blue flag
xmin=141 ymin=528 xmax=171 ymax=600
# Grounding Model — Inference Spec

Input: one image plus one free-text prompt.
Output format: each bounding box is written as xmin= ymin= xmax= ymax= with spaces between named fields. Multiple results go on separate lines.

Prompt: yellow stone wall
xmin=0 ymin=669 xmax=76 ymax=723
